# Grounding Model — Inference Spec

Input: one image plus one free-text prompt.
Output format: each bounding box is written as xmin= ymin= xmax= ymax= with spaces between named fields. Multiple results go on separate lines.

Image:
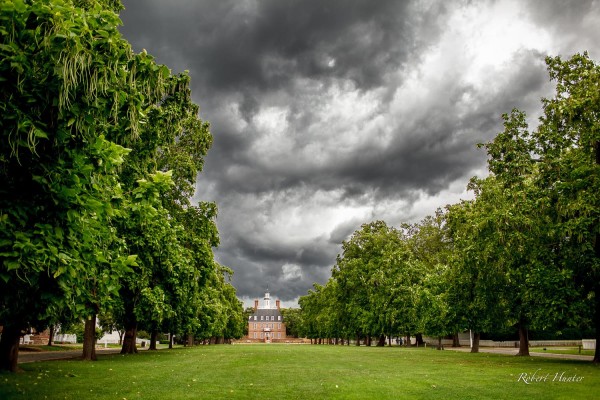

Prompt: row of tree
xmin=298 ymin=53 xmax=599 ymax=363
xmin=0 ymin=0 xmax=244 ymax=372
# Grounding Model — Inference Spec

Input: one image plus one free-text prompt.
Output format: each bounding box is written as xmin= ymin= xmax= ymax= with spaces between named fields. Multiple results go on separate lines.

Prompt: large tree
xmin=0 ymin=0 xmax=140 ymax=370
xmin=533 ymin=53 xmax=600 ymax=362
xmin=0 ymin=0 xmax=222 ymax=369
xmin=475 ymin=107 xmax=585 ymax=357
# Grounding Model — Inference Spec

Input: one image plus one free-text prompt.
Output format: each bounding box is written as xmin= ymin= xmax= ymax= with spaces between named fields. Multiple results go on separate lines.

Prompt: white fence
xmin=54 ymin=333 xmax=77 ymax=344
xmin=582 ymin=339 xmax=596 ymax=350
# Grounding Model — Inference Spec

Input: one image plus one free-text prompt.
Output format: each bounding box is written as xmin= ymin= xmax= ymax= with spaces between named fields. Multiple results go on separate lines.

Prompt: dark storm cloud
xmin=120 ymin=0 xmax=414 ymax=92
xmin=119 ymin=0 xmax=600 ymax=304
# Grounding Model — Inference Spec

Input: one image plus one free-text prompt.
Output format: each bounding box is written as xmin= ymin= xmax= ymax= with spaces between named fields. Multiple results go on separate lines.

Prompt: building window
xmin=261 ymin=315 xmax=264 ymax=321
xmin=254 ymin=316 xmax=257 ymax=321
xmin=254 ymin=323 xmax=257 ymax=329
xmin=260 ymin=332 xmax=264 ymax=339
xmin=278 ymin=333 xmax=281 ymax=339
xmin=271 ymin=316 xmax=275 ymax=321
xmin=253 ymin=332 xmax=257 ymax=339
xmin=278 ymin=316 xmax=281 ymax=321
xmin=278 ymin=323 xmax=281 ymax=330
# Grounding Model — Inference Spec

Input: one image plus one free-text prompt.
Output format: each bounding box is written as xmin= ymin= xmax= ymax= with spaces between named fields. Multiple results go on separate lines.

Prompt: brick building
xmin=247 ymin=291 xmax=286 ymax=343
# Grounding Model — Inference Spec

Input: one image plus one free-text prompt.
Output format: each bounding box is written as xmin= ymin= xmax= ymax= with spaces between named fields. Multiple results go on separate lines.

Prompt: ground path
xmin=18 ymin=347 xmax=138 ymax=364
xmin=17 ymin=345 xmax=593 ymax=363
xmin=445 ymin=346 xmax=594 ymax=361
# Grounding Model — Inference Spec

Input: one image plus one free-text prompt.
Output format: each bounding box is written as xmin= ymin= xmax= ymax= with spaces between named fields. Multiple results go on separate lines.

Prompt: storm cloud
xmin=119 ymin=0 xmax=600 ymax=307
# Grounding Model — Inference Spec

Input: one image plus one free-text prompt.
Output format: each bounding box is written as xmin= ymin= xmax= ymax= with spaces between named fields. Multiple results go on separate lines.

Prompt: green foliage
xmin=299 ymin=53 xmax=599 ymax=355
xmin=0 ymin=0 xmax=137 ymax=334
xmin=62 ymin=321 xmax=102 ymax=343
xmin=301 ymin=219 xmax=450 ymax=342
xmin=0 ymin=0 xmax=241 ymax=367
xmin=280 ymin=308 xmax=303 ymax=337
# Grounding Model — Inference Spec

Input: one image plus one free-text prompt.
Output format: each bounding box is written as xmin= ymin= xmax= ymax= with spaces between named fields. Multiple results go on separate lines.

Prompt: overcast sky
xmin=119 ymin=0 xmax=600 ymax=307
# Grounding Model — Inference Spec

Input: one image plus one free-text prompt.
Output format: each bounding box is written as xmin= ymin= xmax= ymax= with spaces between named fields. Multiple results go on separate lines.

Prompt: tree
xmin=0 ymin=0 xmax=222 ymax=369
xmin=533 ymin=53 xmax=600 ymax=362
xmin=331 ymin=221 xmax=397 ymax=345
xmin=444 ymin=199 xmax=507 ymax=353
xmin=0 ymin=0 xmax=140 ymax=370
xmin=403 ymin=213 xmax=458 ymax=347
xmin=280 ymin=308 xmax=303 ymax=338
xmin=476 ymin=108 xmax=582 ymax=357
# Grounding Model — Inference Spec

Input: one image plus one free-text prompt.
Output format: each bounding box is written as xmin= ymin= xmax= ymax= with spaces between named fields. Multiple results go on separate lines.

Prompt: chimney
xmin=276 ymin=300 xmax=280 ymax=310
xmin=254 ymin=299 xmax=259 ymax=311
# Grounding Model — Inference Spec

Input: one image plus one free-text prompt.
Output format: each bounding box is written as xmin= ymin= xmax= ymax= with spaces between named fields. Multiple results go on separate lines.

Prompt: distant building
xmin=247 ymin=291 xmax=286 ymax=343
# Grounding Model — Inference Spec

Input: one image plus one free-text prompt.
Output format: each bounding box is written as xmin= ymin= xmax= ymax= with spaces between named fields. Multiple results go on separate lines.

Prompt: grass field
xmin=1 ymin=344 xmax=598 ymax=399
xmin=530 ymin=347 xmax=596 ymax=357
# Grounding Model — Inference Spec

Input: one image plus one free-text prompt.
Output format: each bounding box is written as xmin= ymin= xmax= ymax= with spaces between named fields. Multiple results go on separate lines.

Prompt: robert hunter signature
xmin=517 ymin=368 xmax=584 ymax=384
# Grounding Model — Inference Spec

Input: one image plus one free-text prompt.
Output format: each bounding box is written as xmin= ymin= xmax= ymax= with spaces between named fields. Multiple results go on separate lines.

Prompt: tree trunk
xmin=415 ymin=333 xmax=424 ymax=347
xmin=366 ymin=336 xmax=372 ymax=346
xmin=593 ymin=275 xmax=600 ymax=363
xmin=452 ymin=332 xmax=460 ymax=347
xmin=82 ymin=315 xmax=97 ymax=361
xmin=47 ymin=325 xmax=55 ymax=346
xmin=355 ymin=333 xmax=360 ymax=346
xmin=594 ymin=206 xmax=600 ymax=363
xmin=405 ymin=333 xmax=411 ymax=346
xmin=118 ymin=330 xmax=124 ymax=345
xmin=388 ymin=335 xmax=392 ymax=347
xmin=120 ymin=323 xmax=138 ymax=354
xmin=149 ymin=329 xmax=158 ymax=350
xmin=0 ymin=324 xmax=22 ymax=372
xmin=169 ymin=332 xmax=174 ymax=349
xmin=187 ymin=334 xmax=194 ymax=347
xmin=516 ymin=323 xmax=530 ymax=356
xmin=376 ymin=335 xmax=386 ymax=347
xmin=471 ymin=332 xmax=480 ymax=353
xmin=592 ymin=288 xmax=600 ymax=364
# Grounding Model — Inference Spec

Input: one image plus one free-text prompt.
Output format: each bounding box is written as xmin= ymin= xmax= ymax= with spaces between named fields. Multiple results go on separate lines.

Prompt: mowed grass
xmin=530 ymin=347 xmax=596 ymax=357
xmin=1 ymin=344 xmax=598 ymax=399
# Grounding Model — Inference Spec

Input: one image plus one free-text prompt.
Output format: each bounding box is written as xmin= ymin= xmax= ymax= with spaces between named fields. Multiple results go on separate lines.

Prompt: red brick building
xmin=247 ymin=291 xmax=286 ymax=343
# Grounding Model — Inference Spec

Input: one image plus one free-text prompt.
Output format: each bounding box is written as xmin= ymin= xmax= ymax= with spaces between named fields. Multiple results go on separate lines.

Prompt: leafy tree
xmin=0 ymin=0 xmax=141 ymax=370
xmin=0 ymin=0 xmax=223 ymax=369
xmin=280 ymin=308 xmax=303 ymax=338
xmin=444 ymin=198 xmax=508 ymax=352
xmin=403 ymin=212 xmax=458 ymax=348
xmin=324 ymin=221 xmax=425 ymax=345
xmin=475 ymin=107 xmax=583 ymax=356
xmin=299 ymin=282 xmax=340 ymax=344
xmin=532 ymin=53 xmax=600 ymax=362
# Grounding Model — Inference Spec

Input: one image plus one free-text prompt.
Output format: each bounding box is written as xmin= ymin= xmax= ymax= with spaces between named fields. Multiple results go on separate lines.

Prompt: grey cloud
xmin=121 ymin=0 xmax=415 ymax=94
xmin=120 ymin=0 xmax=600 ymax=302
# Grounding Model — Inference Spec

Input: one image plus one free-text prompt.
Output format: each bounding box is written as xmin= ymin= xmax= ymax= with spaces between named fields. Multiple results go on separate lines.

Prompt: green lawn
xmin=530 ymin=347 xmax=596 ymax=357
xmin=1 ymin=344 xmax=598 ymax=399
xmin=19 ymin=345 xmax=81 ymax=352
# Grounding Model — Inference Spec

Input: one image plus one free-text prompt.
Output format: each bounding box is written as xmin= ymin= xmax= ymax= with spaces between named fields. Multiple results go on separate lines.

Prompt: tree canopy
xmin=298 ymin=53 xmax=600 ymax=363
xmin=0 ymin=0 xmax=243 ymax=372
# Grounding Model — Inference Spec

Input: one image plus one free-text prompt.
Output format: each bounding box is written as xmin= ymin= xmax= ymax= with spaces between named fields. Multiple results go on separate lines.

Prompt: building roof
xmin=249 ymin=308 xmax=283 ymax=321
